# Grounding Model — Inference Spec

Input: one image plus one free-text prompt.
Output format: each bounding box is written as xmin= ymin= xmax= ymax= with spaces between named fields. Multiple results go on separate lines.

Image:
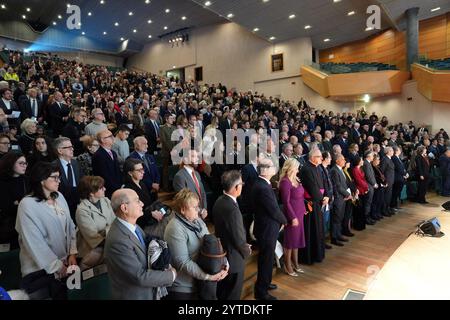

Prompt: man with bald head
xmin=19 ymin=87 xmax=43 ymax=122
xmin=92 ymin=129 xmax=123 ymax=198
xmin=252 ymin=157 xmax=287 ymax=300
xmin=105 ymin=189 xmax=176 ymax=300
xmin=49 ymin=91 xmax=70 ymax=137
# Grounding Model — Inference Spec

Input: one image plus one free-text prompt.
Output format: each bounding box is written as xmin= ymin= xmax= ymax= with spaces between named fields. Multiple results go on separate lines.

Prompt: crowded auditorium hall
xmin=2 ymin=0 xmax=450 ymax=304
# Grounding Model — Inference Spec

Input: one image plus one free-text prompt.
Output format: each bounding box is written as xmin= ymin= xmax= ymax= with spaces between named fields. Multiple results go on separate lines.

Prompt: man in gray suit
xmin=362 ymin=151 xmax=378 ymax=224
xmin=173 ymin=149 xmax=208 ymax=219
xmin=330 ymin=154 xmax=352 ymax=246
xmin=104 ymin=189 xmax=176 ymax=300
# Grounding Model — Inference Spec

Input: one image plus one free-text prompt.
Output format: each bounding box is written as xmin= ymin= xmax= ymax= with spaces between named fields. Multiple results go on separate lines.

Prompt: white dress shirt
xmin=59 ymin=158 xmax=77 ymax=187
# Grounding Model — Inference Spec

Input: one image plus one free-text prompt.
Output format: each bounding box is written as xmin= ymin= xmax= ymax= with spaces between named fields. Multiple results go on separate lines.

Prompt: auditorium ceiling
xmin=0 ymin=0 xmax=449 ymax=50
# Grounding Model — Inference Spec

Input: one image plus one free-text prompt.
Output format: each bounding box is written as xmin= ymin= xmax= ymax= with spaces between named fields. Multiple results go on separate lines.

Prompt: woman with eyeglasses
xmin=16 ymin=162 xmax=77 ymax=300
xmin=27 ymin=135 xmax=56 ymax=172
xmin=76 ymin=136 xmax=100 ymax=176
xmin=164 ymin=189 xmax=228 ymax=300
xmin=123 ymin=158 xmax=166 ymax=237
xmin=0 ymin=152 xmax=29 ymax=249
xmin=75 ymin=176 xmax=115 ymax=271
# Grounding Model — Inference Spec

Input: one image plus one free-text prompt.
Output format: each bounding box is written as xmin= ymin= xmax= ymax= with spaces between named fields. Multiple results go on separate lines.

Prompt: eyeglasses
xmin=48 ymin=175 xmax=61 ymax=182
xmin=101 ymin=135 xmax=113 ymax=140
xmin=17 ymin=161 xmax=28 ymax=166
xmin=61 ymin=145 xmax=74 ymax=150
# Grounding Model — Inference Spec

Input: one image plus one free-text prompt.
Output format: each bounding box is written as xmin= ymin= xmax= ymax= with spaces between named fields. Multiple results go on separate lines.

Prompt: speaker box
xmin=417 ymin=217 xmax=444 ymax=237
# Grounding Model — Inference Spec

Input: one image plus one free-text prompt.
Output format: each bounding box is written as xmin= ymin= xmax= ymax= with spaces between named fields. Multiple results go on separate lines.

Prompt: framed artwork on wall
xmin=271 ymin=53 xmax=284 ymax=72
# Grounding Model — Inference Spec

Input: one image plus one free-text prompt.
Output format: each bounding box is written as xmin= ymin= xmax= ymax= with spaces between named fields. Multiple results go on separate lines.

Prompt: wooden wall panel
xmin=320 ymin=13 xmax=450 ymax=67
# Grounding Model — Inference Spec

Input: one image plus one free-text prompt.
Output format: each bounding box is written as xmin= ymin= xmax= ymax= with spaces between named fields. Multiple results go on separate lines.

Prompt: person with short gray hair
xmin=105 ymin=188 xmax=176 ymax=300
xmin=85 ymin=108 xmax=107 ymax=137
xmin=213 ymin=170 xmax=251 ymax=300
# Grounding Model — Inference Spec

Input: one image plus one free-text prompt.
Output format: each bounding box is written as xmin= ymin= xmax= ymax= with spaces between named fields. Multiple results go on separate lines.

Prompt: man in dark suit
xmin=92 ymin=130 xmax=123 ymax=198
xmin=144 ymin=109 xmax=160 ymax=155
xmin=53 ymin=137 xmax=83 ymax=220
xmin=335 ymin=131 xmax=350 ymax=158
xmin=380 ymin=146 xmax=395 ymax=216
xmin=351 ymin=122 xmax=362 ymax=142
xmin=105 ymin=189 xmax=176 ymax=300
xmin=251 ymin=158 xmax=287 ymax=300
xmin=0 ymin=88 xmax=20 ymax=128
xmin=330 ymin=154 xmax=351 ymax=246
xmin=62 ymin=108 xmax=87 ymax=156
xmin=49 ymin=91 xmax=70 ymax=137
xmin=19 ymin=88 xmax=43 ymax=123
xmin=362 ymin=151 xmax=378 ymax=223
xmin=213 ymin=171 xmax=251 ymax=300
xmin=128 ymin=136 xmax=160 ymax=202
xmin=172 ymin=149 xmax=208 ymax=218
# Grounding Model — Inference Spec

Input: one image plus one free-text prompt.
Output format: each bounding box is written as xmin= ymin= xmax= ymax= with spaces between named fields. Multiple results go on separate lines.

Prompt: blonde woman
xmin=278 ymin=159 xmax=306 ymax=276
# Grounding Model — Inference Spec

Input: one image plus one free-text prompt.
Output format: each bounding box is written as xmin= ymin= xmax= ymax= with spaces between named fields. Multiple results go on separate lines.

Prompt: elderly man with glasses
xmin=53 ymin=137 xmax=84 ymax=220
xmin=85 ymin=108 xmax=107 ymax=137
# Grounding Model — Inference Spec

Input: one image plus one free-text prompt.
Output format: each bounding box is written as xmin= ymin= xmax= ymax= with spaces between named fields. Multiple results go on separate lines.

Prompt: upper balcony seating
xmin=319 ymin=62 xmax=398 ymax=74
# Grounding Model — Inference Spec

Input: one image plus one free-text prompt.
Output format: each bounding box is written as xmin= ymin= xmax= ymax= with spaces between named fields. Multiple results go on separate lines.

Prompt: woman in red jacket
xmin=351 ymin=156 xmax=370 ymax=230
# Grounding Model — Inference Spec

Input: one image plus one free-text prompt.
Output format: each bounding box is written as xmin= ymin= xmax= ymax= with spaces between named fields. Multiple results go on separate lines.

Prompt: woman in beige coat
xmin=75 ymin=176 xmax=115 ymax=270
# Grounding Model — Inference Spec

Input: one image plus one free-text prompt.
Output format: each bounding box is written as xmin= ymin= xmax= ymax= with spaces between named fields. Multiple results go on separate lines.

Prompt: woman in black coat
xmin=0 ymin=152 xmax=29 ymax=249
xmin=26 ymin=135 xmax=55 ymax=173
xmin=415 ymin=146 xmax=430 ymax=204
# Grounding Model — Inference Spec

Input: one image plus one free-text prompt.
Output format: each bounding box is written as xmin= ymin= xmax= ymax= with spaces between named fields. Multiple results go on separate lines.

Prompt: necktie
xmin=31 ymin=99 xmax=37 ymax=117
xmin=135 ymin=228 xmax=145 ymax=247
xmin=191 ymin=171 xmax=203 ymax=207
xmin=142 ymin=154 xmax=150 ymax=172
xmin=153 ymin=121 xmax=159 ymax=137
xmin=67 ymin=163 xmax=75 ymax=187
xmin=107 ymin=149 xmax=114 ymax=160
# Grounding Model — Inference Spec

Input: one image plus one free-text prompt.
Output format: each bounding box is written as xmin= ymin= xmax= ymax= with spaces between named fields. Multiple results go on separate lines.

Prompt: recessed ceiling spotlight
xmin=120 ymin=37 xmax=124 ymax=41
xmin=87 ymin=12 xmax=92 ymax=16
xmin=173 ymin=66 xmax=176 ymax=69
xmin=58 ymin=15 xmax=62 ymax=19
xmin=133 ymin=29 xmax=137 ymax=33
xmin=181 ymin=16 xmax=187 ymax=20
xmin=67 ymin=4 xmax=70 ymax=8
xmin=253 ymin=27 xmax=259 ymax=32
xmin=100 ymin=0 xmax=105 ymax=4
xmin=114 ymin=22 xmax=119 ymax=26
xmin=333 ymin=0 xmax=341 ymax=2
xmin=324 ymin=38 xmax=330 ymax=42
xmin=165 ymin=8 xmax=170 ymax=13
xmin=52 ymin=21 xmax=57 ymax=26
xmin=289 ymin=14 xmax=296 ymax=19
xmin=103 ymin=31 xmax=107 ymax=35
xmin=304 ymin=25 xmax=311 ymax=29
xmin=164 ymin=26 xmax=168 ymax=30
xmin=431 ymin=7 xmax=441 ymax=12
xmin=22 ymin=15 xmax=26 ymax=19
xmin=145 ymin=0 xmax=150 ymax=3
xmin=263 ymin=0 xmax=269 ymax=3
xmin=269 ymin=36 xmax=276 ymax=40
xmin=129 ymin=11 xmax=133 ymax=16
xmin=204 ymin=1 xmax=211 ymax=6
xmin=227 ymin=13 xmax=234 ymax=18
xmin=1 ymin=4 xmax=6 ymax=9
xmin=26 ymin=8 xmax=31 ymax=12
xmin=365 ymin=27 xmax=373 ymax=31
xmin=78 ymin=22 xmax=81 ymax=26
xmin=347 ymin=11 xmax=355 ymax=16
xmin=82 ymin=32 xmax=85 ymax=35
xmin=147 ymin=20 xmax=152 ymax=24
xmin=148 ymin=35 xmax=152 ymax=38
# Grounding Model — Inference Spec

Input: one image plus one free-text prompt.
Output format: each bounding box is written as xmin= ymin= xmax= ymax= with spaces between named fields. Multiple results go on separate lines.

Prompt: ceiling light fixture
xmin=145 ymin=0 xmax=150 ymax=4
xmin=164 ymin=26 xmax=168 ymax=30
xmin=120 ymin=37 xmax=124 ymax=41
xmin=304 ymin=25 xmax=311 ymax=29
xmin=114 ymin=22 xmax=119 ymax=26
xmin=165 ymin=9 xmax=170 ymax=13
xmin=26 ymin=8 xmax=31 ymax=12
xmin=204 ymin=1 xmax=211 ymax=6
xmin=100 ymin=0 xmax=105 ymax=4
xmin=82 ymin=32 xmax=85 ymax=35
xmin=289 ymin=14 xmax=296 ymax=19
xmin=269 ymin=36 xmax=276 ymax=40
xmin=253 ymin=27 xmax=259 ymax=32
xmin=22 ymin=15 xmax=26 ymax=19
xmin=148 ymin=35 xmax=152 ymax=38
xmin=1 ymin=4 xmax=5 ymax=9
xmin=227 ymin=13 xmax=234 ymax=18
xmin=133 ymin=29 xmax=137 ymax=33
xmin=52 ymin=21 xmax=57 ymax=26
xmin=347 ymin=11 xmax=355 ymax=16
xmin=103 ymin=31 xmax=107 ymax=35
xmin=129 ymin=11 xmax=133 ymax=16
xmin=182 ymin=16 xmax=187 ymax=20
xmin=431 ymin=7 xmax=441 ymax=12
xmin=58 ymin=14 xmax=62 ymax=19
xmin=324 ymin=38 xmax=330 ymax=42
xmin=333 ymin=0 xmax=341 ymax=2
xmin=88 ymin=12 xmax=92 ymax=16
xmin=263 ymin=0 xmax=269 ymax=3
xmin=365 ymin=27 xmax=373 ymax=31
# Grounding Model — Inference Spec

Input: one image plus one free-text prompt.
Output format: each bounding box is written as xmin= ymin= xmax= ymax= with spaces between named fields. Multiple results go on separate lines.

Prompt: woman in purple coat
xmin=279 ymin=159 xmax=306 ymax=277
